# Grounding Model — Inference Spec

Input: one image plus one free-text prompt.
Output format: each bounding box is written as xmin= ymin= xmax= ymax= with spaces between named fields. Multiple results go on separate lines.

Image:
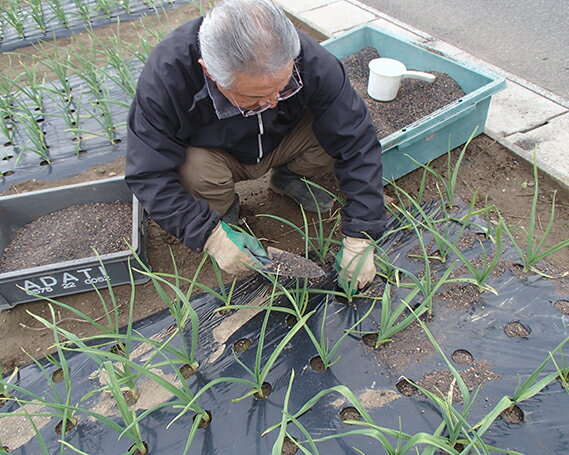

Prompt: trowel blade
xmin=263 ymin=246 xmax=325 ymax=279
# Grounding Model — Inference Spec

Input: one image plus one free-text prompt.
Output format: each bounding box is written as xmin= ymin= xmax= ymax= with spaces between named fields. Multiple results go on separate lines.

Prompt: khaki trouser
xmin=179 ymin=110 xmax=334 ymax=214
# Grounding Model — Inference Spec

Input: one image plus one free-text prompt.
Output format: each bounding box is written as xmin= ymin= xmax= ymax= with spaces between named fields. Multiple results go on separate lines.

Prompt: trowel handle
xmin=254 ymin=255 xmax=273 ymax=267
xmin=402 ymin=70 xmax=436 ymax=83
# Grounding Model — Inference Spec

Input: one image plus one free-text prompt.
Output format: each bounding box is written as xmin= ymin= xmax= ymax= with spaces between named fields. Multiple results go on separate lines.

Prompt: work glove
xmin=336 ymin=236 xmax=376 ymax=290
xmin=204 ymin=221 xmax=267 ymax=275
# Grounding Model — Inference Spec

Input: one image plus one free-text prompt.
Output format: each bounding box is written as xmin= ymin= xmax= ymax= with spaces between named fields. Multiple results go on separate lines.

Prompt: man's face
xmin=218 ymin=62 xmax=295 ymax=112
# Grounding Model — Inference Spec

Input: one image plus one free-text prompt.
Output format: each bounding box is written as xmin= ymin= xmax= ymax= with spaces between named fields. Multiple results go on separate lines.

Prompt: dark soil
xmin=285 ymin=314 xmax=298 ymax=328
xmin=416 ymin=361 xmax=500 ymax=403
xmin=254 ymin=382 xmax=273 ymax=399
xmin=266 ymin=246 xmax=324 ymax=279
xmin=233 ymin=338 xmax=252 ymax=353
xmin=130 ymin=441 xmax=149 ymax=455
xmin=309 ymin=354 xmax=326 ymax=371
xmin=282 ymin=435 xmax=299 ymax=455
xmin=396 ymin=378 xmax=418 ymax=396
xmin=554 ymin=300 xmax=569 ymax=315
xmin=503 ymin=321 xmax=531 ymax=338
xmin=438 ymin=282 xmax=481 ymax=309
xmin=362 ymin=333 xmax=379 ymax=348
xmin=341 ymin=47 xmax=466 ymax=138
xmin=51 ymin=368 xmax=65 ymax=383
xmin=179 ymin=363 xmax=196 ymax=379
xmin=371 ymin=321 xmax=434 ymax=374
xmin=0 ymin=202 xmax=132 ymax=273
xmin=339 ymin=406 xmax=362 ymax=423
xmin=123 ymin=389 xmax=139 ymax=406
xmin=194 ymin=410 xmax=212 ymax=429
xmin=500 ymin=404 xmax=524 ymax=424
xmin=54 ymin=417 xmax=77 ymax=436
xmin=451 ymin=349 xmax=474 ymax=366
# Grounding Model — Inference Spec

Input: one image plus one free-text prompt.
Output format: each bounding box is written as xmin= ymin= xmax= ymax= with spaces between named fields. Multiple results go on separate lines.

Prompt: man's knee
xmin=179 ymin=147 xmax=236 ymax=213
xmin=180 ymin=147 xmax=230 ymax=192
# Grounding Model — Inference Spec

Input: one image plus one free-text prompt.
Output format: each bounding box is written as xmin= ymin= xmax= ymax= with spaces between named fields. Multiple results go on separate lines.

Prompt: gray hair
xmin=198 ymin=0 xmax=301 ymax=88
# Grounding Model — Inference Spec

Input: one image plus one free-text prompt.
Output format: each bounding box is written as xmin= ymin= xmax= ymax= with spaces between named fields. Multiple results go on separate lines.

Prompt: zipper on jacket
xmin=256 ymin=112 xmax=264 ymax=163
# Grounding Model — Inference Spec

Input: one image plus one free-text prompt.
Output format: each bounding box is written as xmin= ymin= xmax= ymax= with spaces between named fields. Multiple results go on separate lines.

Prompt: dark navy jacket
xmin=126 ymin=17 xmax=386 ymax=252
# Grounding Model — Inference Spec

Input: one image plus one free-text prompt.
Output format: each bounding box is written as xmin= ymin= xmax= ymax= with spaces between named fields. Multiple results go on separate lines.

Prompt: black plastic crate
xmin=0 ymin=176 xmax=149 ymax=309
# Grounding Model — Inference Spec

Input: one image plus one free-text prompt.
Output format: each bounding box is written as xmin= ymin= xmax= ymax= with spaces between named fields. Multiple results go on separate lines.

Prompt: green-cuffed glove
xmin=204 ymin=221 xmax=267 ymax=274
xmin=335 ymin=236 xmax=376 ymax=291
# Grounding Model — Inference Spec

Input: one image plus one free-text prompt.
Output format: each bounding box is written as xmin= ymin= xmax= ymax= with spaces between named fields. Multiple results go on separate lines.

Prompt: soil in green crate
xmin=341 ymin=47 xmax=466 ymax=138
xmin=0 ymin=202 xmax=132 ymax=273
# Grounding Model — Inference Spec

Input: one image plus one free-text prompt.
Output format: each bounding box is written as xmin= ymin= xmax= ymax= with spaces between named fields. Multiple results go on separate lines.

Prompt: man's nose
xmin=260 ymin=92 xmax=279 ymax=108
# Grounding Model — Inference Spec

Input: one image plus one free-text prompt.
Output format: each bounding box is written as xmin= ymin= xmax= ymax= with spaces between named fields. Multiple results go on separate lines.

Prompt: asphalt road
xmin=358 ymin=0 xmax=569 ymax=100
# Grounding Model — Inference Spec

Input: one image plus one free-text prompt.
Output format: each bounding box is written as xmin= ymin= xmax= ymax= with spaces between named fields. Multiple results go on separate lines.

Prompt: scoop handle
xmin=402 ymin=70 xmax=436 ymax=83
xmin=254 ymin=255 xmax=273 ymax=267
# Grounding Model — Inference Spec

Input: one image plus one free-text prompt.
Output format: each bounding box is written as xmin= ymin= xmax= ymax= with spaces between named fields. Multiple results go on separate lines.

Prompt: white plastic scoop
xmin=367 ymin=57 xmax=436 ymax=102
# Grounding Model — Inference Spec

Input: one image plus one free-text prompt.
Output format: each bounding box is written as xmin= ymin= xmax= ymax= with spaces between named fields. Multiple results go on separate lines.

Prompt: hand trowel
xmin=254 ymin=246 xmax=324 ymax=279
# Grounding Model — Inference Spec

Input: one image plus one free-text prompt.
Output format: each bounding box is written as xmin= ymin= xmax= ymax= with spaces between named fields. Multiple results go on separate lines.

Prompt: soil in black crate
xmin=0 ymin=202 xmax=132 ymax=273
xmin=341 ymin=47 xmax=466 ymax=138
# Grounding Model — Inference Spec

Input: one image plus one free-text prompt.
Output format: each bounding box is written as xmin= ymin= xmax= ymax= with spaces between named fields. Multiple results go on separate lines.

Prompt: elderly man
xmin=126 ymin=0 xmax=386 ymax=289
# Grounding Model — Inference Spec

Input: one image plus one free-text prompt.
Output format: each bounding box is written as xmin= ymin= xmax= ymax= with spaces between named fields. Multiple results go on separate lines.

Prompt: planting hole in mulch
xmin=52 ymin=368 xmax=65 ymax=383
xmin=2 ymin=446 xmax=9 ymax=452
xmin=554 ymin=300 xmax=569 ymax=315
xmin=341 ymin=47 xmax=465 ymax=138
xmin=254 ymin=382 xmax=273 ymax=399
xmin=396 ymin=378 xmax=417 ymax=396
xmin=500 ymin=404 xmax=524 ymax=424
xmin=218 ymin=305 xmax=233 ymax=316
xmin=233 ymin=338 xmax=252 ymax=353
xmin=110 ymin=343 xmax=126 ymax=356
xmin=0 ymin=202 xmax=132 ymax=273
xmin=179 ymin=363 xmax=196 ymax=379
xmin=339 ymin=406 xmax=362 ymax=423
xmin=504 ymin=321 xmax=531 ymax=338
xmin=333 ymin=286 xmax=351 ymax=305
xmin=0 ymin=394 xmax=7 ymax=408
xmin=282 ymin=435 xmax=298 ymax=455
xmin=54 ymin=417 xmax=77 ymax=436
xmin=309 ymin=355 xmax=326 ymax=372
xmin=362 ymin=333 xmax=379 ymax=348
xmin=128 ymin=441 xmax=149 ymax=455
xmin=441 ymin=442 xmax=466 ymax=454
xmin=193 ymin=410 xmax=212 ymax=429
xmin=285 ymin=314 xmax=298 ymax=328
xmin=123 ymin=390 xmax=139 ymax=407
xmin=451 ymin=349 xmax=474 ymax=366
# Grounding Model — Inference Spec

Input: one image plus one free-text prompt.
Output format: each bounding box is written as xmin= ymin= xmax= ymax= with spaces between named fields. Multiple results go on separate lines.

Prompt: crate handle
xmin=393 ymin=103 xmax=477 ymax=151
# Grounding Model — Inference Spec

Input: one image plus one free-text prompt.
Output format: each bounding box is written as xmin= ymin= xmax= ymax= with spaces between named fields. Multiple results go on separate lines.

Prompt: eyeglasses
xmin=234 ymin=64 xmax=303 ymax=117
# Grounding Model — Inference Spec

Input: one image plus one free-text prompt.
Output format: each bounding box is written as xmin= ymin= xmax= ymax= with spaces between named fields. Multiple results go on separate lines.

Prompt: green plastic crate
xmin=322 ymin=24 xmax=506 ymax=181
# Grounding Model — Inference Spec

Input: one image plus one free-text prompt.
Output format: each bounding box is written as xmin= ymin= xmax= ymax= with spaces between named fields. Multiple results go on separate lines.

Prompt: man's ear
xmin=198 ymin=58 xmax=215 ymax=81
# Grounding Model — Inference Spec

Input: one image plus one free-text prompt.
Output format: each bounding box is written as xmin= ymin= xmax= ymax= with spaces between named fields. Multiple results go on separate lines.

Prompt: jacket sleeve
xmin=125 ymin=65 xmax=220 ymax=252
xmin=302 ymin=35 xmax=386 ymax=240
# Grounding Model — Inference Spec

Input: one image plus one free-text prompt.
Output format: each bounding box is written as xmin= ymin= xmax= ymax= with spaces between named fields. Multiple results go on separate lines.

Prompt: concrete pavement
xmin=276 ymin=0 xmax=569 ymax=189
xmin=356 ymin=0 xmax=569 ymax=100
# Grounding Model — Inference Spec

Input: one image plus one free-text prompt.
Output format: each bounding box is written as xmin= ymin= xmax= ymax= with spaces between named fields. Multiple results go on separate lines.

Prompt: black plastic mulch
xmin=0 ymin=0 xmax=194 ymax=53
xmin=3 ymin=202 xmax=568 ymax=454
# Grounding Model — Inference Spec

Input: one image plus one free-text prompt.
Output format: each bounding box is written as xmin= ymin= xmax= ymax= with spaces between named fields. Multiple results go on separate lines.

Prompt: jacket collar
xmin=188 ymin=70 xmax=241 ymax=120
